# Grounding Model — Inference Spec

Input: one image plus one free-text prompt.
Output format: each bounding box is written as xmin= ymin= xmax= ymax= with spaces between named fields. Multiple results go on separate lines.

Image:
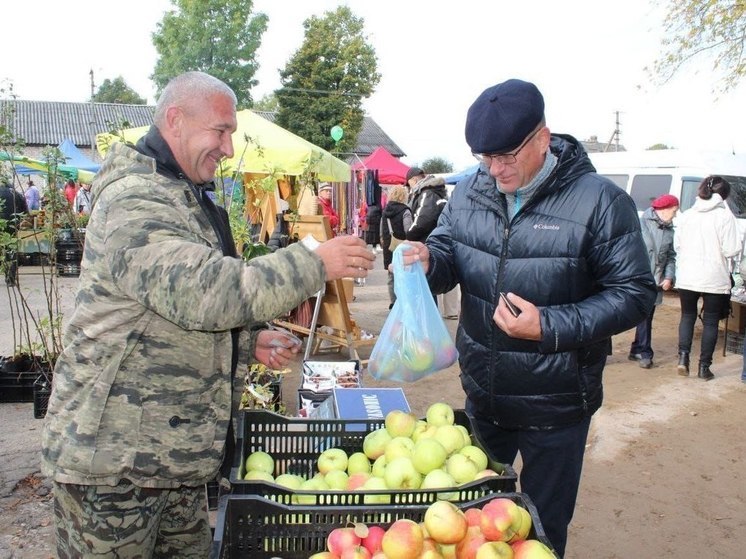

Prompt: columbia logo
xmin=533 ymin=223 xmax=560 ymax=230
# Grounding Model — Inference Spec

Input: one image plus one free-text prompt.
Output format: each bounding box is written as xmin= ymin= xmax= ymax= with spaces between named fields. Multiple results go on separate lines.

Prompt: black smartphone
xmin=500 ymin=292 xmax=521 ymax=317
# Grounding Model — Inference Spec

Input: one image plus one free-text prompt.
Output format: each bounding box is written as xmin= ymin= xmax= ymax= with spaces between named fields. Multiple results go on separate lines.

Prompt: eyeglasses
xmin=472 ymin=126 xmax=543 ymax=166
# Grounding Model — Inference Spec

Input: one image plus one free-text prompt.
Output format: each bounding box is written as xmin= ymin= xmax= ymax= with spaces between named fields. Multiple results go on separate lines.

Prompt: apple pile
xmin=308 ymin=497 xmax=556 ymax=558
xmin=242 ymin=403 xmax=502 ymax=501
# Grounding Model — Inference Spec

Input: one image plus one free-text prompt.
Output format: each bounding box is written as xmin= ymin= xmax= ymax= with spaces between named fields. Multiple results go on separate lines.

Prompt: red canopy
xmin=352 ymin=146 xmax=410 ymax=184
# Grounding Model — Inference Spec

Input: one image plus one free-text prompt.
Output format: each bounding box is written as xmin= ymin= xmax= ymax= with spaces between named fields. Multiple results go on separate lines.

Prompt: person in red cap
xmin=628 ymin=194 xmax=679 ymax=368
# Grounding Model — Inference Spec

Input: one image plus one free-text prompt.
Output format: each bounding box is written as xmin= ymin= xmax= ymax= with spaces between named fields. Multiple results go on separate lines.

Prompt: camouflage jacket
xmin=41 ymin=142 xmax=325 ymax=488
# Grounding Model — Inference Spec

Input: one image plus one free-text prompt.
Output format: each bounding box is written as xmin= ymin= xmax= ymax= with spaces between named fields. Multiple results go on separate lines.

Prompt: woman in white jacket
xmin=674 ymin=176 xmax=741 ymax=380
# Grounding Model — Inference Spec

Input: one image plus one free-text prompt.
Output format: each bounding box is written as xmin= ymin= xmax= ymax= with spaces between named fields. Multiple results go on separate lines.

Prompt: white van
xmin=588 ymin=150 xmax=746 ymax=220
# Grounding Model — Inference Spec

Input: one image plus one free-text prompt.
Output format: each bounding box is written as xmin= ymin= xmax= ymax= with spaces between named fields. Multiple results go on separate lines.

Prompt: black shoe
xmin=697 ymin=363 xmax=714 ymax=381
xmin=639 ymin=357 xmax=653 ymax=369
xmin=677 ymin=352 xmax=690 ymax=376
xmin=628 ymin=353 xmax=642 ymax=362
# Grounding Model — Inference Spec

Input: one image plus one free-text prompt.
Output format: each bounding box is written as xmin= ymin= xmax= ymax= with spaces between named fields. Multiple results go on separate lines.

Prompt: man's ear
xmin=164 ymin=106 xmax=184 ymax=137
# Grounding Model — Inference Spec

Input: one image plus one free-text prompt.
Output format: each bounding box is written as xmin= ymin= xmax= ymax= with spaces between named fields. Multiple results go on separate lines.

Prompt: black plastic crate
xmin=211 ymin=492 xmax=555 ymax=559
xmin=33 ymin=374 xmax=53 ymax=419
xmin=726 ymin=332 xmax=744 ymax=355
xmin=206 ymin=480 xmax=221 ymax=511
xmin=0 ymin=370 xmax=39 ymax=403
xmin=230 ymin=409 xmax=517 ymax=506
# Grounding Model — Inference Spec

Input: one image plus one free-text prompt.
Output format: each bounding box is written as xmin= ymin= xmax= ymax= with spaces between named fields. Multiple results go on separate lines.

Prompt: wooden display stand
xmin=272 ymin=214 xmax=377 ymax=363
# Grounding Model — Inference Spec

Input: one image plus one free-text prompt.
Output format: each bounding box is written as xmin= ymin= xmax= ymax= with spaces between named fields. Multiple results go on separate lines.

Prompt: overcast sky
xmin=4 ymin=0 xmax=745 ymax=171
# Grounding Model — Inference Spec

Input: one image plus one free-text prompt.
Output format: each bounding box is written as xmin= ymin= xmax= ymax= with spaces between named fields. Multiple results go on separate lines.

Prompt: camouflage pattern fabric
xmin=53 ymin=480 xmax=210 ymax=558
xmin=42 ymin=142 xmax=326 ymax=489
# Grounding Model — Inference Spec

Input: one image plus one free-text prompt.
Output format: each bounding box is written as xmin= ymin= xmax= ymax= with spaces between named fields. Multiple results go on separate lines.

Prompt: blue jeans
xmin=466 ymin=398 xmax=591 ymax=558
xmin=741 ymin=351 xmax=746 ymax=382
xmin=630 ymin=304 xmax=656 ymax=359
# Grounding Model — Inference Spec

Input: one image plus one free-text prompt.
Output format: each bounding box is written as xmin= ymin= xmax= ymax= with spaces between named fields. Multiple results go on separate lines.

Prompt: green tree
xmin=651 ymin=0 xmax=746 ymax=92
xmin=274 ymin=6 xmax=380 ymax=153
xmin=151 ymin=0 xmax=268 ymax=108
xmin=92 ymin=76 xmax=146 ymax=104
xmin=422 ymin=157 xmax=453 ymax=174
xmin=647 ymin=143 xmax=673 ymax=150
xmin=253 ymin=92 xmax=279 ymax=112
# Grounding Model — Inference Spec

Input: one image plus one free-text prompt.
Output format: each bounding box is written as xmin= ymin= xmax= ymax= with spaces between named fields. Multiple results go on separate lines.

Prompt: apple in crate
xmin=476 ymin=541 xmax=514 ymax=559
xmin=460 ymin=445 xmax=489 ymax=472
xmin=384 ymin=436 xmax=415 ymax=462
xmin=435 ymin=424 xmax=466 ymax=455
xmin=424 ymin=501 xmax=468 ymax=545
xmin=325 ymin=469 xmax=350 ymax=490
xmin=363 ymin=428 xmax=392 ymax=460
xmin=318 ymin=448 xmax=348 ymax=474
xmin=385 ymin=409 xmax=418 ymax=438
xmin=361 ymin=525 xmax=386 ymax=555
xmin=347 ymin=452 xmax=372 ymax=475
xmin=327 ymin=526 xmax=362 ymax=556
xmin=511 ymin=539 xmax=556 ymax=558
xmin=381 ymin=519 xmax=424 ymax=559
xmin=341 ymin=546 xmax=373 ymax=559
xmin=480 ymin=498 xmax=523 ymax=542
xmin=244 ymin=450 xmax=274 ymax=475
xmin=446 ymin=453 xmax=480 ymax=485
xmin=383 ymin=456 xmax=422 ymax=489
xmin=426 ymin=402 xmax=455 ymax=426
xmin=456 ymin=526 xmax=489 ymax=559
xmin=412 ymin=438 xmax=448 ymax=475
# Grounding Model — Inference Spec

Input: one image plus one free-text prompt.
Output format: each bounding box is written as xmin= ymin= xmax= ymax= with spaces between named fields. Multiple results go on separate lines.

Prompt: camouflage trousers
xmin=53 ymin=480 xmax=211 ymax=558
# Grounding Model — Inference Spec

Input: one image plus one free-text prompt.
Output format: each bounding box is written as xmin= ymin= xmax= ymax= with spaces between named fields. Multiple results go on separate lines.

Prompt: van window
xmin=604 ymin=174 xmax=628 ymax=190
xmin=724 ymin=175 xmax=746 ymax=217
xmin=629 ymin=175 xmax=672 ymax=211
xmin=680 ymin=178 xmax=701 ymax=212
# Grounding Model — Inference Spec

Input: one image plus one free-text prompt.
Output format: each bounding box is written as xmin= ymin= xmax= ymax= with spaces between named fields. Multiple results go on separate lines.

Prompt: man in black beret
xmin=399 ymin=79 xmax=656 ymax=556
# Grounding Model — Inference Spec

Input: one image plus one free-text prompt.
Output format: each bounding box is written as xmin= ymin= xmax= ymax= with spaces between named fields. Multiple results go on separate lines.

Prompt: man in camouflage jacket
xmin=41 ymin=71 xmax=374 ymax=558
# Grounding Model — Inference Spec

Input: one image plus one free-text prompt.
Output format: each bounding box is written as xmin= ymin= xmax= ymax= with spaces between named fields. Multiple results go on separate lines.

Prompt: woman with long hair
xmin=674 ymin=176 xmax=741 ymax=380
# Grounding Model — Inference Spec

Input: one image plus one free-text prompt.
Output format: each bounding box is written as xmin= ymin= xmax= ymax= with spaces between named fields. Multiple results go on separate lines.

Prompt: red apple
xmin=361 ymin=525 xmax=386 ymax=555
xmin=464 ymin=508 xmax=482 ymax=527
xmin=455 ymin=526 xmax=488 ymax=559
xmin=327 ymin=526 xmax=362 ymax=556
xmin=424 ymin=501 xmax=468 ymax=545
xmin=347 ymin=472 xmax=372 ymax=490
xmin=510 ymin=539 xmax=556 ymax=558
xmin=381 ymin=519 xmax=424 ymax=559
xmin=479 ymin=498 xmax=522 ymax=542
xmin=341 ymin=545 xmax=373 ymax=559
xmin=476 ymin=541 xmax=514 ymax=559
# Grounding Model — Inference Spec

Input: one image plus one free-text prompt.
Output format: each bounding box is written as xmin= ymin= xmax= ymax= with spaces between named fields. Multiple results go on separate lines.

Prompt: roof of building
xmin=0 ymin=99 xmax=405 ymax=159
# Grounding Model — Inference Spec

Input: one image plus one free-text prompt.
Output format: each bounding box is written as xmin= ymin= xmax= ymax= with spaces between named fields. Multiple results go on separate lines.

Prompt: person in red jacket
xmin=63 ymin=179 xmax=77 ymax=207
xmin=318 ymin=182 xmax=339 ymax=235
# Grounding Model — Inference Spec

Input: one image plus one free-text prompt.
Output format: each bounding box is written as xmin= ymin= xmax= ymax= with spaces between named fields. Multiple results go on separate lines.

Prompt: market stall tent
xmin=57 ymin=138 xmax=101 ymax=173
xmin=351 ymin=146 xmax=410 ymax=185
xmin=95 ymin=110 xmax=350 ymax=182
xmin=0 ymin=151 xmax=96 ymax=183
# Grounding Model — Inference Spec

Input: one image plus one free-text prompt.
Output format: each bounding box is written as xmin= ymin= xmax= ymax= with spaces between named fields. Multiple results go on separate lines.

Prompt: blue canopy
xmin=57 ymin=138 xmax=101 ymax=173
xmin=444 ymin=163 xmax=480 ymax=184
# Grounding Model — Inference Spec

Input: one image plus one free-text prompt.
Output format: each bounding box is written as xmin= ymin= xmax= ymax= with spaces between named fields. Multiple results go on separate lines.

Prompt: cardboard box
xmin=309 ymin=387 xmax=410 ymax=429
xmin=728 ymin=300 xmax=746 ymax=334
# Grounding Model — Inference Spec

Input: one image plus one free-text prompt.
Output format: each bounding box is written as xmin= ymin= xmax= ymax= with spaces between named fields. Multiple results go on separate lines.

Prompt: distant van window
xmin=604 ymin=174 xmax=628 ymax=190
xmin=724 ymin=175 xmax=746 ymax=217
xmin=680 ymin=178 xmax=700 ymax=212
xmin=629 ymin=175 xmax=672 ymax=211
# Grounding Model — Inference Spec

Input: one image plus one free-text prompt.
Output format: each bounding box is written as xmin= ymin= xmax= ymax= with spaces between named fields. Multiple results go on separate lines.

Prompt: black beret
xmin=465 ymin=79 xmax=545 ymax=154
xmin=405 ymin=167 xmax=424 ymax=182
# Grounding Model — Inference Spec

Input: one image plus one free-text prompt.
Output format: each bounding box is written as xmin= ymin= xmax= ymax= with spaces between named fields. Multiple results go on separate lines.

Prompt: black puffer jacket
xmin=426 ymin=135 xmax=656 ymax=429
xmin=406 ymin=175 xmax=448 ymax=241
xmin=381 ymin=200 xmax=412 ymax=269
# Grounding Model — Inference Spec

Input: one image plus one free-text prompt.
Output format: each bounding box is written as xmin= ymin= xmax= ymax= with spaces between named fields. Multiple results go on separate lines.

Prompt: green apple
xmin=459 ymin=445 xmax=489 ymax=472
xmin=426 ymin=402 xmax=455 ymax=426
xmin=385 ymin=409 xmax=418 ymax=438
xmin=317 ymin=448 xmax=348 ymax=474
xmin=413 ymin=423 xmax=439 ymax=442
xmin=446 ymin=453 xmax=480 ymax=484
xmin=435 ymin=424 xmax=466 ymax=455
xmin=347 ymin=452 xmax=372 ymax=475
xmin=324 ymin=469 xmax=350 ymax=490
xmin=411 ymin=419 xmax=430 ymax=442
xmin=245 ymin=450 xmax=274 ymax=475
xmin=385 ymin=436 xmax=415 ymax=462
xmin=383 ymin=456 xmax=422 ymax=489
xmin=456 ymin=425 xmax=472 ymax=447
xmin=297 ymin=477 xmax=328 ymax=505
xmin=274 ymin=473 xmax=304 ymax=489
xmin=363 ymin=428 xmax=392 ymax=460
xmin=243 ymin=470 xmax=274 ymax=482
xmin=360 ymin=475 xmax=391 ymax=504
xmin=420 ymin=468 xmax=458 ymax=500
xmin=412 ymin=438 xmax=448 ymax=475
xmin=371 ymin=455 xmax=387 ymax=478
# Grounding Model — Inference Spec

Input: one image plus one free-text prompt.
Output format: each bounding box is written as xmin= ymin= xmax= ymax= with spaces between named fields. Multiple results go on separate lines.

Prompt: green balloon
xmin=330 ymin=125 xmax=344 ymax=142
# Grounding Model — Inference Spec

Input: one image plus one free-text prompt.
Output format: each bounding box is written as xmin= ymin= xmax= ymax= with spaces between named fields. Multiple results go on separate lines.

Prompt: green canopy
xmin=96 ymin=110 xmax=351 ymax=182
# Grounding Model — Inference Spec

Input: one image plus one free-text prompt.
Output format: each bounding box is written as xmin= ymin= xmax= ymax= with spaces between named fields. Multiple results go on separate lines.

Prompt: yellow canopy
xmin=95 ymin=110 xmax=350 ymax=182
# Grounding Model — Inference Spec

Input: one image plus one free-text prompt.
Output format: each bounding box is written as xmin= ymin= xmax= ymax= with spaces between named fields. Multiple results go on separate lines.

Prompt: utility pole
xmin=89 ymin=69 xmax=95 ymax=100
xmin=604 ymin=111 xmax=622 ymax=152
xmin=89 ymin=69 xmax=97 ymax=162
